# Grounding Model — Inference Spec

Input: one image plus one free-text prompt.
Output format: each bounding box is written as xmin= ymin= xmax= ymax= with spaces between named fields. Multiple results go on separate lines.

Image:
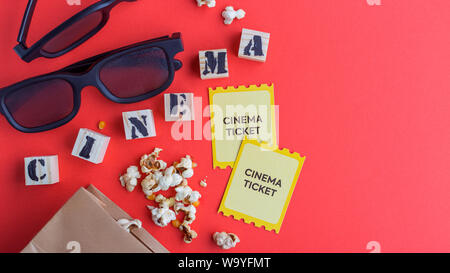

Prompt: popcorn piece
xmin=175 ymin=185 xmax=201 ymax=204
xmin=155 ymin=194 xmax=176 ymax=208
xmin=141 ymin=173 xmax=160 ymax=196
xmin=197 ymin=0 xmax=216 ymax=8
xmin=119 ymin=166 xmax=141 ymax=192
xmin=175 ymin=155 xmax=194 ymax=178
xmin=141 ymin=167 xmax=183 ymax=197
xmin=213 ymin=232 xmax=240 ymax=250
xmin=140 ymin=148 xmax=166 ymax=174
xmin=199 ymin=179 xmax=207 ymax=188
xmin=158 ymin=166 xmax=183 ymax=190
xmin=147 ymin=205 xmax=176 ymax=227
xmin=179 ymin=222 xmax=198 ymax=243
xmin=181 ymin=179 xmax=188 ymax=186
xmin=174 ymin=203 xmax=197 ymax=225
xmin=117 ymin=218 xmax=142 ymax=232
xmin=222 ymin=6 xmax=245 ymax=25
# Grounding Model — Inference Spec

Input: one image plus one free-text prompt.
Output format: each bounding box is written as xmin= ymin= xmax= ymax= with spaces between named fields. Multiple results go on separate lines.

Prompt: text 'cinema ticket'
xmin=218 ymin=138 xmax=305 ymax=233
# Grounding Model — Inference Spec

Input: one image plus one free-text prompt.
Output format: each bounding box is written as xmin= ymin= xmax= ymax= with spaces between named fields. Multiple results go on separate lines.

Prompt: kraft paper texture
xmin=21 ymin=185 xmax=169 ymax=253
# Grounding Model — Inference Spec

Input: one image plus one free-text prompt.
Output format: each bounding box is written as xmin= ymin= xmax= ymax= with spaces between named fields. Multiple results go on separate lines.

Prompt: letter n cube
xmin=122 ymin=109 xmax=156 ymax=140
xmin=199 ymin=49 xmax=229 ymax=79
xmin=238 ymin=28 xmax=270 ymax=62
xmin=24 ymin=155 xmax=59 ymax=186
xmin=72 ymin=128 xmax=110 ymax=164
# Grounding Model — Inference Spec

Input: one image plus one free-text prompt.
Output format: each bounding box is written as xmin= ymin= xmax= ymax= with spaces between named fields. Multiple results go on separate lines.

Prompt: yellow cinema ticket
xmin=218 ymin=138 xmax=305 ymax=233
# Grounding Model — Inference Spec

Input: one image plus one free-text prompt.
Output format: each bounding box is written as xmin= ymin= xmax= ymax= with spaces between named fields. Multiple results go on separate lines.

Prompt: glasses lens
xmin=42 ymin=11 xmax=103 ymax=54
xmin=99 ymin=47 xmax=169 ymax=98
xmin=4 ymin=79 xmax=74 ymax=128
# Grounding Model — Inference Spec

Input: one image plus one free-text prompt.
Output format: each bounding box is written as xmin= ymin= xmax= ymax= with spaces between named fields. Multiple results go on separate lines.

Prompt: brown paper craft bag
xmin=21 ymin=184 xmax=169 ymax=253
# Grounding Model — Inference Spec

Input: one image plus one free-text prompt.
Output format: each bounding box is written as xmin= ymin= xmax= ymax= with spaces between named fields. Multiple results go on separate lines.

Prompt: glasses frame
xmin=1 ymin=33 xmax=183 ymax=133
xmin=14 ymin=0 xmax=136 ymax=63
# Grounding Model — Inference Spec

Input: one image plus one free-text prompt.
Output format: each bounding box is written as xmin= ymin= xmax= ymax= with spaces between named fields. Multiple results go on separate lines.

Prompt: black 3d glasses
xmin=1 ymin=33 xmax=183 ymax=133
xmin=15 ymin=0 xmax=136 ymax=62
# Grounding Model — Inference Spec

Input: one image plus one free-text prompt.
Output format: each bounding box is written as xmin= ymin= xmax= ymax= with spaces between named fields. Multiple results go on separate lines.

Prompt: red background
xmin=1 ymin=0 xmax=450 ymax=253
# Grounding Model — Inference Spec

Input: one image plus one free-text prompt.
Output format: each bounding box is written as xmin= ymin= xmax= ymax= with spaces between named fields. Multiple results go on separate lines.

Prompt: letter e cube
xmin=164 ymin=93 xmax=194 ymax=121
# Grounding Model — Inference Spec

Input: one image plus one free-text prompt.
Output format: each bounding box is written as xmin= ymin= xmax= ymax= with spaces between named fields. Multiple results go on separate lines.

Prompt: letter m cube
xmin=199 ymin=49 xmax=229 ymax=79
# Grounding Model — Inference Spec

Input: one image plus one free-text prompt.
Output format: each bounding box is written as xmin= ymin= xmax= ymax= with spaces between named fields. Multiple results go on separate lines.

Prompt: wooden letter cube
xmin=238 ymin=28 xmax=270 ymax=62
xmin=199 ymin=49 xmax=229 ymax=79
xmin=122 ymin=109 xmax=156 ymax=140
xmin=72 ymin=128 xmax=110 ymax=164
xmin=24 ymin=155 xmax=59 ymax=186
xmin=164 ymin=93 xmax=195 ymax=121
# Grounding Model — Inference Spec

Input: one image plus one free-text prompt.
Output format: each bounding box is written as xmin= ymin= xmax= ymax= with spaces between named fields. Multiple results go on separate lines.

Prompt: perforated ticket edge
xmin=218 ymin=138 xmax=305 ymax=233
xmin=208 ymin=84 xmax=277 ymax=169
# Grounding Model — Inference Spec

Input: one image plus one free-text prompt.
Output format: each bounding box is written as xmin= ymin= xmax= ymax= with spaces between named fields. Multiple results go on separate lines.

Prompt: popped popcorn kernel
xmin=175 ymin=155 xmax=194 ymax=178
xmin=158 ymin=166 xmax=183 ymax=190
xmin=119 ymin=166 xmax=141 ymax=192
xmin=141 ymin=173 xmax=160 ymax=196
xmin=147 ymin=205 xmax=176 ymax=227
xmin=199 ymin=179 xmax=207 ymax=188
xmin=175 ymin=184 xmax=201 ymax=204
xmin=155 ymin=194 xmax=176 ymax=208
xmin=174 ymin=203 xmax=197 ymax=225
xmin=140 ymin=148 xmax=166 ymax=174
xmin=213 ymin=232 xmax=240 ymax=250
xmin=222 ymin=6 xmax=245 ymax=25
xmin=197 ymin=0 xmax=216 ymax=8
xmin=180 ymin=222 xmax=198 ymax=244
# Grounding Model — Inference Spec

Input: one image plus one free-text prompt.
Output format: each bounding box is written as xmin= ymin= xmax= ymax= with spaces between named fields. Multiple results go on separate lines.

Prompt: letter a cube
xmin=238 ymin=28 xmax=270 ymax=62
xmin=122 ymin=109 xmax=156 ymax=140
xmin=72 ymin=128 xmax=110 ymax=164
xmin=24 ymin=155 xmax=59 ymax=186
xmin=199 ymin=49 xmax=229 ymax=79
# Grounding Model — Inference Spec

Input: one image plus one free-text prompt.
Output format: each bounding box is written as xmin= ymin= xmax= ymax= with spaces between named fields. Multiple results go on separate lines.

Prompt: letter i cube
xmin=238 ymin=28 xmax=270 ymax=62
xmin=24 ymin=155 xmax=59 ymax=186
xmin=199 ymin=49 xmax=229 ymax=79
xmin=122 ymin=109 xmax=156 ymax=140
xmin=71 ymin=128 xmax=110 ymax=164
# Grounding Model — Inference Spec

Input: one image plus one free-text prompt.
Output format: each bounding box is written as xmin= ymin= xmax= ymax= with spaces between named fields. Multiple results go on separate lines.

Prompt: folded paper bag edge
xmin=21 ymin=185 xmax=169 ymax=253
xmin=85 ymin=184 xmax=169 ymax=253
xmin=21 ymin=187 xmax=88 ymax=253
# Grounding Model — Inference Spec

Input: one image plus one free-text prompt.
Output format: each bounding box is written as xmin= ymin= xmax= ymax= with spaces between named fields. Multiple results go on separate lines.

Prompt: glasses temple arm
xmin=17 ymin=0 xmax=37 ymax=45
